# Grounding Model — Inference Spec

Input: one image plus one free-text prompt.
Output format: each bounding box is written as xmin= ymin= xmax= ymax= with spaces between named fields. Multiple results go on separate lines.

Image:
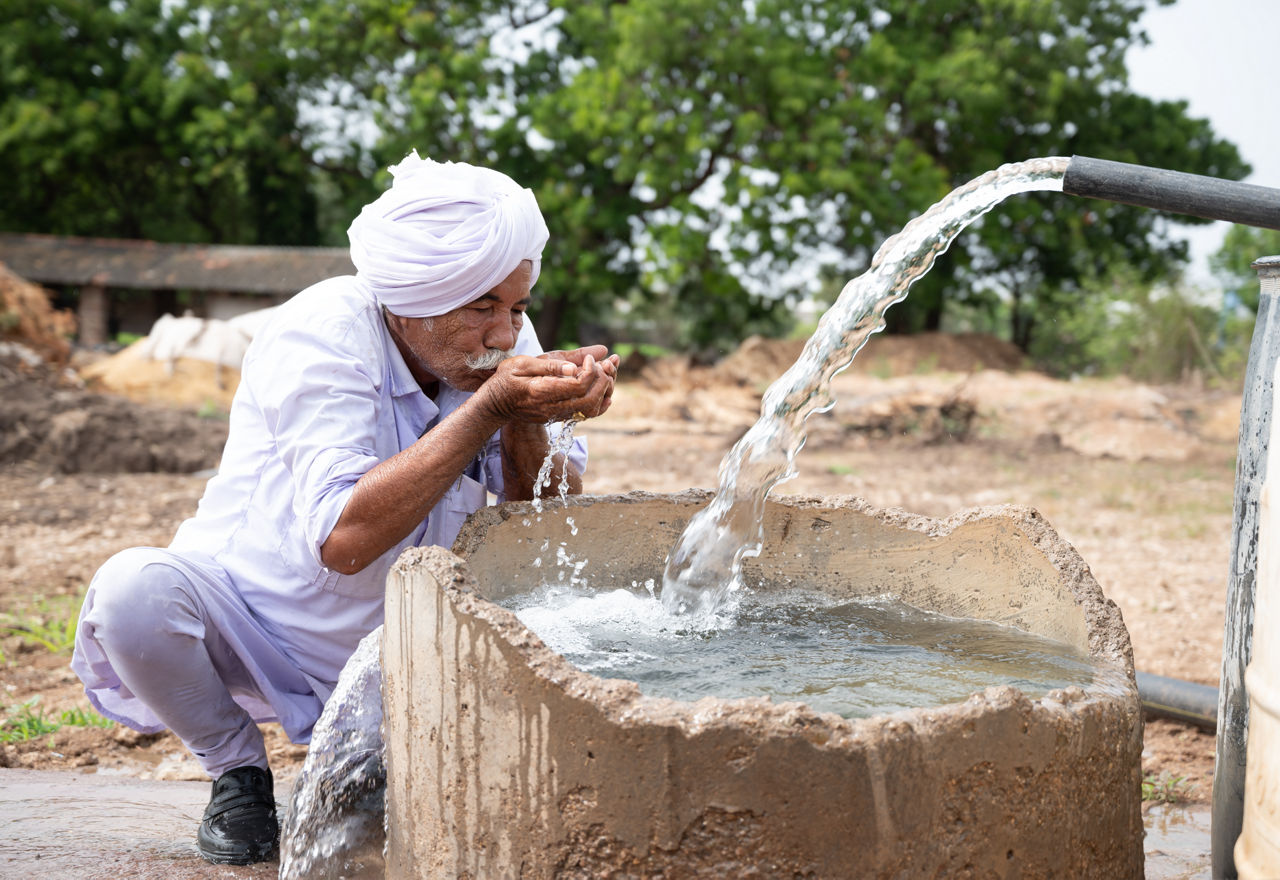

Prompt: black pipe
xmin=1063 ymin=155 xmax=1280 ymax=230
xmin=1136 ymin=670 xmax=1218 ymax=732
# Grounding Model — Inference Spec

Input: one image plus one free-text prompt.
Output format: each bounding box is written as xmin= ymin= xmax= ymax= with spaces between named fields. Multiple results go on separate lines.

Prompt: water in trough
xmin=504 ymin=582 xmax=1126 ymax=718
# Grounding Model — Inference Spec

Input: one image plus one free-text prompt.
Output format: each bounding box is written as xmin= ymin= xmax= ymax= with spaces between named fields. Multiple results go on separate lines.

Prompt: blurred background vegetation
xmin=0 ymin=0 xmax=1272 ymax=381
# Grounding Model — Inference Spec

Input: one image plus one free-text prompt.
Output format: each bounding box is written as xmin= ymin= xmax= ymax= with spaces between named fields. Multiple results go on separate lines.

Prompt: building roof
xmin=0 ymin=232 xmax=355 ymax=294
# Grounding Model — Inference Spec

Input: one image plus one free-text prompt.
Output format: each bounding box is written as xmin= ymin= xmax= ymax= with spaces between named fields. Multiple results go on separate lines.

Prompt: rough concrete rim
xmin=431 ymin=489 xmax=1137 ymax=746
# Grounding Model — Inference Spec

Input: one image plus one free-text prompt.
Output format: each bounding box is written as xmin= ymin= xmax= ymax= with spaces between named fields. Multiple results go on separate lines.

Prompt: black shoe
xmin=197 ymin=765 xmax=279 ymax=865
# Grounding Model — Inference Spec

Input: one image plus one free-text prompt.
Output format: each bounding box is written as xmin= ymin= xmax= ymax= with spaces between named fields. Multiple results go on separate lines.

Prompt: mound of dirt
xmin=81 ymin=342 xmax=241 ymax=411
xmin=805 ymin=387 xmax=979 ymax=448
xmin=710 ymin=332 xmax=1026 ymax=390
xmin=0 ymin=342 xmax=228 ymax=474
xmin=628 ymin=332 xmax=1024 ymax=435
xmin=0 ymin=263 xmax=76 ymax=365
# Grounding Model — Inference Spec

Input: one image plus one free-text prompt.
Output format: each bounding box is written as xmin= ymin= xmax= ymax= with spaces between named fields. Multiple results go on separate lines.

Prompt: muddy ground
xmin=0 ymin=332 xmax=1232 ymax=805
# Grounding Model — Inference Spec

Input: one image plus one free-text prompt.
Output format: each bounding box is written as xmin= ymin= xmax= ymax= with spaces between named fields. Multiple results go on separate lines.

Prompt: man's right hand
xmin=477 ymin=351 xmax=616 ymax=425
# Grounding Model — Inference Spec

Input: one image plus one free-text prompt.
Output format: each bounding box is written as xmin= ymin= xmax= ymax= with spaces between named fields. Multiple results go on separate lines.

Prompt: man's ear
xmin=382 ymin=307 xmax=405 ymax=334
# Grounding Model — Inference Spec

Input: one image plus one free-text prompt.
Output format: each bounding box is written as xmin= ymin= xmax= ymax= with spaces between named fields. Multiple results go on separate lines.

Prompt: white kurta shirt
xmin=167 ymin=276 xmax=586 ymax=687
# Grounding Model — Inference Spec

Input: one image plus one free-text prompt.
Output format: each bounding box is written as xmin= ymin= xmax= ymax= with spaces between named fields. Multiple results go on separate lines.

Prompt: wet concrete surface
xmin=0 ymin=768 xmax=288 ymax=879
xmin=1145 ymin=802 xmax=1212 ymax=880
xmin=2 ymin=767 xmax=1210 ymax=878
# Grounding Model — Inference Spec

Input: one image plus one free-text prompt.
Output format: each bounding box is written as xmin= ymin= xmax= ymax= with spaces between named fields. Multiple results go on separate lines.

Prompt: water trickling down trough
xmin=279 ymin=628 xmax=385 ymax=880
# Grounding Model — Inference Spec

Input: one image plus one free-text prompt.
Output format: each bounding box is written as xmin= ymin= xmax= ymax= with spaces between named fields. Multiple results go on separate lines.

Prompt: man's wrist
xmin=467 ymin=385 xmax=514 ymax=435
xmin=502 ymin=420 xmax=550 ymax=446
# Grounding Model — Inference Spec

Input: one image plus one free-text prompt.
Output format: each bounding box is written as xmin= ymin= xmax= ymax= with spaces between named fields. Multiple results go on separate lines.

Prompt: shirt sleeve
xmin=247 ymin=311 xmax=385 ymax=565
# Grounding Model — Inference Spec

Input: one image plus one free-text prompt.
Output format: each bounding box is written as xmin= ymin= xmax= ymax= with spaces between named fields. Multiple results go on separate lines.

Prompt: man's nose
xmin=483 ymin=314 xmax=518 ymax=351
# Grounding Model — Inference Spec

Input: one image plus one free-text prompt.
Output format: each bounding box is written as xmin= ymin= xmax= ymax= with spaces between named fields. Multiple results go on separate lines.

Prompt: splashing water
xmin=661 ymin=157 xmax=1070 ymax=617
xmin=531 ymin=418 xmax=581 ymax=513
xmin=279 ymin=627 xmax=386 ymax=880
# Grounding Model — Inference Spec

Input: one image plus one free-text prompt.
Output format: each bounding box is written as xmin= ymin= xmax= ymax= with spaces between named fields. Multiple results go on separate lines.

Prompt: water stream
xmin=661 ymin=157 xmax=1070 ymax=617
xmin=531 ymin=418 xmax=581 ymax=513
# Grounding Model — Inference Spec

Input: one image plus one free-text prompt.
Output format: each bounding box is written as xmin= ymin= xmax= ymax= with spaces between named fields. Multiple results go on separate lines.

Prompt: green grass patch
xmin=912 ymin=353 xmax=940 ymax=375
xmin=1 ymin=701 xmax=60 ymax=742
xmin=1099 ymin=490 xmax=1136 ymax=511
xmin=0 ymin=594 xmax=82 ymax=659
xmin=59 ymin=706 xmax=114 ymax=729
xmin=0 ymin=700 xmax=114 ymax=743
xmin=868 ymin=357 xmax=894 ymax=380
xmin=196 ymin=398 xmax=231 ymax=420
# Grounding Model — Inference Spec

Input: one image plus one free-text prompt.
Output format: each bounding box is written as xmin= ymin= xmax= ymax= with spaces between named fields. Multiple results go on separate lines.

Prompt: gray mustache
xmin=465 ymin=348 xmax=514 ymax=370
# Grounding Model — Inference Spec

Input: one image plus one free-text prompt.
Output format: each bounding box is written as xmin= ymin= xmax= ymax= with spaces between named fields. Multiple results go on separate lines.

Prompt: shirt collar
xmin=381 ymin=318 xmax=437 ymax=403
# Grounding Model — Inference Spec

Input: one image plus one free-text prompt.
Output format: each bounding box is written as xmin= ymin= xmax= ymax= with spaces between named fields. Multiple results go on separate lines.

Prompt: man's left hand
xmin=539 ymin=346 xmax=619 ymax=419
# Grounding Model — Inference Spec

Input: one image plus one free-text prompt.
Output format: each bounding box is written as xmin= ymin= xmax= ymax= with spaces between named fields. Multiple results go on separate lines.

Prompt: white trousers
xmin=72 ymin=548 xmax=324 ymax=778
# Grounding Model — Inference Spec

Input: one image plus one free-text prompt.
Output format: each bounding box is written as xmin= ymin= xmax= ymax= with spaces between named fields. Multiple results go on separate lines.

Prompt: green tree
xmin=830 ymin=0 xmax=1248 ymax=347
xmin=0 ymin=0 xmax=325 ymax=244
xmin=1211 ymin=224 xmax=1280 ymax=313
xmin=3 ymin=0 xmax=1249 ymax=353
xmin=274 ymin=0 xmax=1245 ymax=350
xmin=1025 ymin=266 xmax=1243 ymax=383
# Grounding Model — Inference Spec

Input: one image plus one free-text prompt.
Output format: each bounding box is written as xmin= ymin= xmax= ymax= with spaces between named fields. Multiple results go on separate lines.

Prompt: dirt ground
xmin=0 ymin=328 xmax=1233 ymax=806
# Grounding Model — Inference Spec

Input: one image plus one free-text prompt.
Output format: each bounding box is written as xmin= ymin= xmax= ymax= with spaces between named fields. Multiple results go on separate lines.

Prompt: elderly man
xmin=70 ymin=153 xmax=618 ymax=865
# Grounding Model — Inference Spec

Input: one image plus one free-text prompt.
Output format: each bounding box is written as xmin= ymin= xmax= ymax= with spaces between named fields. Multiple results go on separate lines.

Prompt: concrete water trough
xmin=382 ymin=491 xmax=1143 ymax=878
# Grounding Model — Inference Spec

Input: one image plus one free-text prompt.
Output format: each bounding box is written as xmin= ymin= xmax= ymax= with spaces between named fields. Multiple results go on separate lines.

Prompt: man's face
xmin=386 ymin=261 xmax=532 ymax=394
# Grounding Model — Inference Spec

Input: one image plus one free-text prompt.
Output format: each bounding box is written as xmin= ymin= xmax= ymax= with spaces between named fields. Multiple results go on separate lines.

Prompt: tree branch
xmin=640 ymin=123 xmax=738 ymax=214
xmin=507 ymin=2 xmax=557 ymax=30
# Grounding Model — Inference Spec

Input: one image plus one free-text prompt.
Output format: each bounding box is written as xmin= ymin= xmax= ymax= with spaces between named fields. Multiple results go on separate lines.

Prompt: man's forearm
xmin=320 ymin=394 xmax=506 ymax=574
xmin=500 ymin=421 xmax=582 ymax=501
xmin=320 ymin=349 xmax=605 ymax=573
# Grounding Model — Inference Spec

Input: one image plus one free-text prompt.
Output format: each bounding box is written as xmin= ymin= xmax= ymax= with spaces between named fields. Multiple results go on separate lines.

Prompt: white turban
xmin=347 ymin=150 xmax=550 ymax=318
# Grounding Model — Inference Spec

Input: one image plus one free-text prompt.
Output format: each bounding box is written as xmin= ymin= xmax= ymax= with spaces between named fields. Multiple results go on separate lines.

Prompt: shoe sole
xmin=197 ymin=841 xmax=278 ymax=865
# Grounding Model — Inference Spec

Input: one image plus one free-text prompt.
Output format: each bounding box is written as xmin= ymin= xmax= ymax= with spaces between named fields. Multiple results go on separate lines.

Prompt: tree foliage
xmin=0 ymin=0 xmax=1251 ymax=352
xmin=1211 ymin=224 xmax=1280 ymax=313
xmin=1024 ymin=266 xmax=1249 ymax=384
xmin=0 ymin=0 xmax=323 ymax=243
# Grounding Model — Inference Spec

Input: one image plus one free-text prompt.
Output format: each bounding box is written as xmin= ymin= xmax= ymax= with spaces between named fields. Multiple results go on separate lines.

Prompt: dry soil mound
xmin=0 ymin=341 xmax=228 ymax=474
xmin=0 ymin=268 xmax=228 ymax=473
xmin=711 ymin=331 xmax=1025 ymax=389
xmin=80 ymin=342 xmax=241 ymax=411
xmin=0 ymin=262 xmax=76 ymax=364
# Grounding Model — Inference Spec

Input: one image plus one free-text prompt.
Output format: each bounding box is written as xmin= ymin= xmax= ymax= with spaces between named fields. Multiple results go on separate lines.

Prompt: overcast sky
xmin=1125 ymin=0 xmax=1280 ymax=285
